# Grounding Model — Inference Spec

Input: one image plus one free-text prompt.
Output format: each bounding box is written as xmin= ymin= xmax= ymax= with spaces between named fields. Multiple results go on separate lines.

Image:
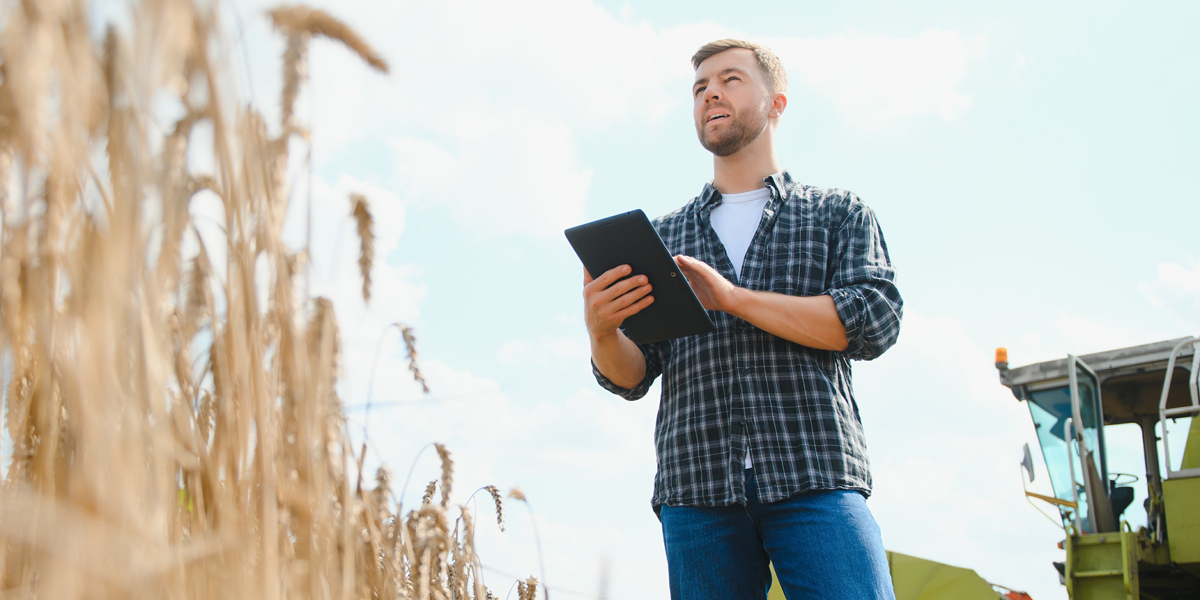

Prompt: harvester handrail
xmin=1158 ymin=336 xmax=1200 ymax=479
xmin=1065 ymin=418 xmax=1082 ymax=532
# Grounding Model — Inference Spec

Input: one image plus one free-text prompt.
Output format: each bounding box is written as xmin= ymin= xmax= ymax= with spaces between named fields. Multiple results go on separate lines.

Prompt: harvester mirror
xmin=1021 ymin=443 xmax=1036 ymax=482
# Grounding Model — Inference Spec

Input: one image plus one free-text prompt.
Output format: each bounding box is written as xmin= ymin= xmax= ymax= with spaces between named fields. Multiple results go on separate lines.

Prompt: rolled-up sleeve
xmin=592 ymin=339 xmax=666 ymax=400
xmin=825 ymin=202 xmax=903 ymax=361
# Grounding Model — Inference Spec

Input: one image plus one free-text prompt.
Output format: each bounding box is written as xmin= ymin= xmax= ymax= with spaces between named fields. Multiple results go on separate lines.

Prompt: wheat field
xmin=0 ymin=1 xmax=528 ymax=598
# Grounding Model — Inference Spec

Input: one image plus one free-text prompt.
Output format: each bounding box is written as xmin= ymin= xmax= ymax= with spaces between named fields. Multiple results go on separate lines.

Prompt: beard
xmin=697 ymin=103 xmax=769 ymax=157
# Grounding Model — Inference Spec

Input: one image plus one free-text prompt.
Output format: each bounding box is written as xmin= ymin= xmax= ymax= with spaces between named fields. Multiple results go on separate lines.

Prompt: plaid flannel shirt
xmin=593 ymin=171 xmax=902 ymax=508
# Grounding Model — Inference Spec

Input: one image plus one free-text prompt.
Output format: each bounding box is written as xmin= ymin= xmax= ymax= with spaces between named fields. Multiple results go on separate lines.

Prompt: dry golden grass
xmin=0 ymin=1 xmax=525 ymax=598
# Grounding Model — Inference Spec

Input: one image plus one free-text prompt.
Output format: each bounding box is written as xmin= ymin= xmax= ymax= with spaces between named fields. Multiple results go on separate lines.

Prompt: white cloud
xmin=237 ymin=0 xmax=985 ymax=240
xmin=1139 ymin=259 xmax=1200 ymax=330
xmin=497 ymin=334 xmax=589 ymax=367
xmin=1015 ymin=51 xmax=1031 ymax=75
xmin=434 ymin=0 xmax=691 ymax=126
xmin=1053 ymin=311 xmax=1155 ymax=356
xmin=1005 ymin=305 xmax=1187 ymax=368
xmin=375 ymin=22 xmax=985 ymax=235
xmin=283 ymin=0 xmax=984 ymax=140
xmin=769 ymin=29 xmax=984 ymax=131
xmin=388 ymin=110 xmax=592 ymax=239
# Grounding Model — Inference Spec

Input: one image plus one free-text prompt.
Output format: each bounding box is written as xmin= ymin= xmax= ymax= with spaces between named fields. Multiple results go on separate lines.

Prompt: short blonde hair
xmin=691 ymin=39 xmax=787 ymax=94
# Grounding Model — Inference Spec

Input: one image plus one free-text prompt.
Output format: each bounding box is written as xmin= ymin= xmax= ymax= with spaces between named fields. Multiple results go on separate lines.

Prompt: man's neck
xmin=711 ymin=133 xmax=781 ymax=195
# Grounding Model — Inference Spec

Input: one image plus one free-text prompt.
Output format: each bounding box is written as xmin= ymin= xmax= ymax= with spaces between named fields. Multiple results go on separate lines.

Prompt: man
xmin=583 ymin=39 xmax=902 ymax=599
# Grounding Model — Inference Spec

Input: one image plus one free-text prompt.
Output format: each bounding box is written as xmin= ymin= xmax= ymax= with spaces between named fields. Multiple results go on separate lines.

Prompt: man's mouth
xmin=706 ymin=112 xmax=729 ymax=123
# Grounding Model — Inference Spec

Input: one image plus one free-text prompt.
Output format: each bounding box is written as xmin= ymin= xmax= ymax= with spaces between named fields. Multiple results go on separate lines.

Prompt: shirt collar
xmin=765 ymin=170 xmax=793 ymax=202
xmin=698 ymin=170 xmax=794 ymax=211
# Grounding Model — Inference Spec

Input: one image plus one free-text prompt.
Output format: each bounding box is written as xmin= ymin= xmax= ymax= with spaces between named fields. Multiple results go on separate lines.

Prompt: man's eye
xmin=693 ymin=86 xmax=705 ymax=97
xmin=727 ymin=76 xmax=740 ymax=82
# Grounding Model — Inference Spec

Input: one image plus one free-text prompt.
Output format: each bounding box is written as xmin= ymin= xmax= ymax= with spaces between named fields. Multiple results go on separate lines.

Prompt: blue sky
xmin=221 ymin=1 xmax=1200 ymax=598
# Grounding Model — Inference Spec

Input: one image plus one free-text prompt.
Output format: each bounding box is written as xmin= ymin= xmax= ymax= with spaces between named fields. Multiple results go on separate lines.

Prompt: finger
xmin=594 ymin=274 xmax=649 ymax=304
xmin=676 ymin=261 xmax=707 ymax=285
xmin=600 ymin=264 xmax=632 ymax=285
xmin=589 ymin=283 xmax=652 ymax=331
xmin=675 ymin=254 xmax=700 ymax=268
xmin=585 ymin=264 xmax=632 ymax=293
xmin=594 ymin=283 xmax=651 ymax=320
xmin=583 ymin=267 xmax=593 ymax=285
xmin=587 ymin=280 xmax=651 ymax=326
xmin=611 ymin=274 xmax=650 ymax=296
xmin=680 ymin=271 xmax=712 ymax=300
xmin=678 ymin=255 xmax=716 ymax=277
xmin=609 ymin=283 xmax=653 ymax=311
xmin=612 ymin=292 xmax=655 ymax=321
xmin=675 ymin=255 xmax=703 ymax=275
xmin=679 ymin=258 xmax=722 ymax=286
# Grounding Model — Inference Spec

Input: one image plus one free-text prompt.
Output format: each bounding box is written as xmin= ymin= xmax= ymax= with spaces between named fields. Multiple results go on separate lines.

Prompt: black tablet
xmin=565 ymin=210 xmax=716 ymax=344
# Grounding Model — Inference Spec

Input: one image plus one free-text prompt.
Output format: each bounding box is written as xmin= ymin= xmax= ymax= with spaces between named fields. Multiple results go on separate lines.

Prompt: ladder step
xmin=1074 ymin=569 xmax=1122 ymax=578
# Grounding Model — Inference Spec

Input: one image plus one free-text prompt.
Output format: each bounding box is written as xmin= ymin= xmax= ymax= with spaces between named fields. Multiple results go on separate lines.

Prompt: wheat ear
xmin=268 ymin=5 xmax=390 ymax=74
xmin=518 ymin=577 xmax=540 ymax=600
xmin=435 ymin=442 xmax=453 ymax=507
xmin=421 ymin=480 xmax=437 ymax=506
xmin=485 ymin=485 xmax=505 ymax=532
xmin=400 ymin=324 xmax=429 ymax=393
xmin=349 ymin=193 xmax=374 ymax=303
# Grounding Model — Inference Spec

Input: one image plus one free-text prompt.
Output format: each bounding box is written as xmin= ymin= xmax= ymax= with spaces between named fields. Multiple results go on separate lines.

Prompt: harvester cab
xmin=997 ymin=337 xmax=1200 ymax=599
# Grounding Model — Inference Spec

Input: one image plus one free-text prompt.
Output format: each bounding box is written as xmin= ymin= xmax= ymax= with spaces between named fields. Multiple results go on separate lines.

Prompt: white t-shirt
xmin=709 ymin=187 xmax=771 ymax=280
xmin=709 ymin=186 xmax=771 ymax=468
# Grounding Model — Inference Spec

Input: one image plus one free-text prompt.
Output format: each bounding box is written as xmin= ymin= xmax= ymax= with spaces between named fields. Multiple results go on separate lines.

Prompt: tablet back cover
xmin=565 ymin=210 xmax=715 ymax=344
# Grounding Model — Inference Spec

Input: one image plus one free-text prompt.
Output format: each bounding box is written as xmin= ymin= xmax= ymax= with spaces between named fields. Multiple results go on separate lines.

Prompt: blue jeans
xmin=659 ymin=469 xmax=895 ymax=600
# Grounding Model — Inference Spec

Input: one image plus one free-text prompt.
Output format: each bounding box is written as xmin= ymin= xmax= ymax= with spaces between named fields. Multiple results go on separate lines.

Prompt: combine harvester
xmin=996 ymin=336 xmax=1200 ymax=599
xmin=767 ymin=335 xmax=1200 ymax=599
xmin=767 ymin=554 xmax=1029 ymax=600
xmin=766 ymin=544 xmax=1032 ymax=599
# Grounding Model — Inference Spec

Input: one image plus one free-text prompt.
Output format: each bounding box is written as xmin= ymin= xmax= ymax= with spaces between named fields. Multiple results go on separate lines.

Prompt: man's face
xmin=692 ymin=48 xmax=771 ymax=157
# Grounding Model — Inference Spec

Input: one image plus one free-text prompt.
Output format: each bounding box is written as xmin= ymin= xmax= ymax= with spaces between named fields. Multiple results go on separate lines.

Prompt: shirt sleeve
xmin=591 ymin=337 xmax=666 ymax=400
xmin=824 ymin=201 xmax=903 ymax=361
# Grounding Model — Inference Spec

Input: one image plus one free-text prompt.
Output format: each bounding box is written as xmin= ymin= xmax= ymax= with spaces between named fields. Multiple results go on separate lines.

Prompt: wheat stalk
xmin=508 ymin=489 xmax=550 ymax=600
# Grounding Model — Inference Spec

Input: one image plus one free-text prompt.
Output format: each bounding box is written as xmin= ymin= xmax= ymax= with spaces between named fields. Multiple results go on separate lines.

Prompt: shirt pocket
xmin=765 ymin=225 xmax=829 ymax=297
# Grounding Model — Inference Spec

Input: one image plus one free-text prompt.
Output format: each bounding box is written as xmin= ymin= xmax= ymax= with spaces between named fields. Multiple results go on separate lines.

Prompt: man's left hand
xmin=674 ymin=254 xmax=849 ymax=351
xmin=674 ymin=255 xmax=743 ymax=313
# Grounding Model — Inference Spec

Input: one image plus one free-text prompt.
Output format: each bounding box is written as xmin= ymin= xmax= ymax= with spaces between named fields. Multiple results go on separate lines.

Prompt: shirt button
xmin=741 ymin=367 xmax=751 ymax=376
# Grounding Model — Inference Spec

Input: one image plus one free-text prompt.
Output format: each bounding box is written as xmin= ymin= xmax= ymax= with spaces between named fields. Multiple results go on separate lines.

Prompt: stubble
xmin=697 ymin=102 xmax=770 ymax=157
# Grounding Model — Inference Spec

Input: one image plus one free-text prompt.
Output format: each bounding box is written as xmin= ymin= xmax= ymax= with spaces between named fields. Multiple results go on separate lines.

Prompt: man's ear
xmin=769 ymin=91 xmax=788 ymax=119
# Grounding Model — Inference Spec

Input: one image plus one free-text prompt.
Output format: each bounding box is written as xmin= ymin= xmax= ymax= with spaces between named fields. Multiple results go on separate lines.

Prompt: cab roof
xmin=999 ymin=337 xmax=1196 ymax=425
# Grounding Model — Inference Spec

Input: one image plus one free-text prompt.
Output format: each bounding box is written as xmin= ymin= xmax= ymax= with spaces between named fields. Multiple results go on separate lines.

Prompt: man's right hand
xmin=583 ymin=265 xmax=654 ymax=340
xmin=583 ymin=265 xmax=653 ymax=390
